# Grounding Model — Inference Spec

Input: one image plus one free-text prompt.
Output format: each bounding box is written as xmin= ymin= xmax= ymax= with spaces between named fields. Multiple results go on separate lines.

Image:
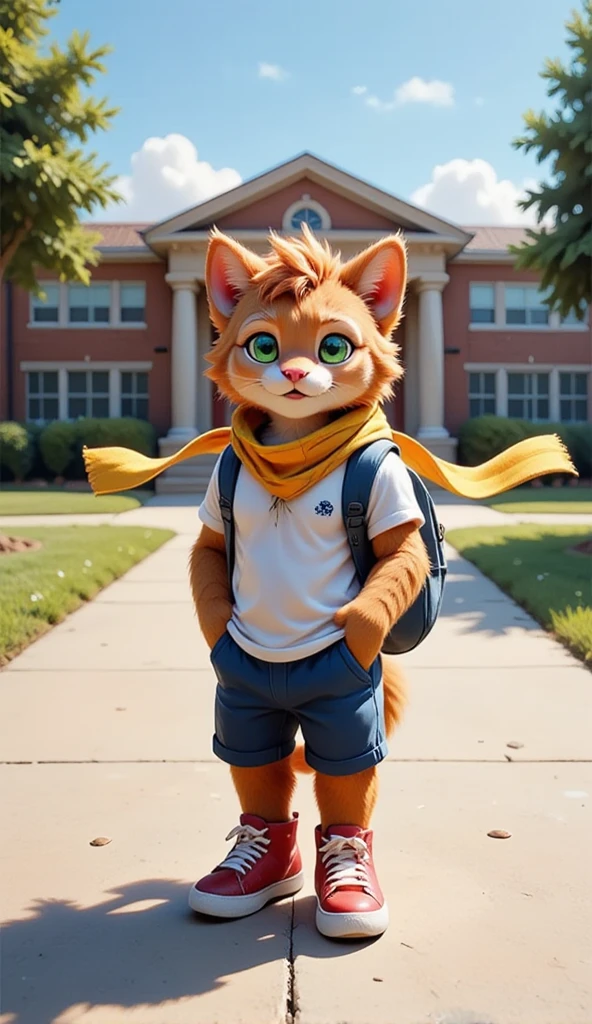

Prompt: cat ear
xmin=339 ymin=235 xmax=407 ymax=335
xmin=205 ymin=230 xmax=267 ymax=331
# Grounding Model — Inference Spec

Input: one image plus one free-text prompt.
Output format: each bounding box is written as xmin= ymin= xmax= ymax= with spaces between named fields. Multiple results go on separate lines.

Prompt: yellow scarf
xmin=83 ymin=404 xmax=575 ymax=500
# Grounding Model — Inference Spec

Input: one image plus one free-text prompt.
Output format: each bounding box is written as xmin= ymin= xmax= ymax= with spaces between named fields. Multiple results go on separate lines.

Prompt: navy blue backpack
xmin=217 ymin=439 xmax=446 ymax=655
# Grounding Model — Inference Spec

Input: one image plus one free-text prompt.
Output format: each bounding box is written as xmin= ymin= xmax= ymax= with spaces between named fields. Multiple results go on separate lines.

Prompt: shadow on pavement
xmin=1 ymin=881 xmax=356 ymax=1023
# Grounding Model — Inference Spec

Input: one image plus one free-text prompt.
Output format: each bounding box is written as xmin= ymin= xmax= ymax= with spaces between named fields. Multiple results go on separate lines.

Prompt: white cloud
xmin=353 ymin=76 xmax=454 ymax=112
xmin=107 ymin=134 xmax=242 ymax=222
xmin=395 ymin=77 xmax=454 ymax=107
xmin=258 ymin=62 xmax=288 ymax=81
xmin=411 ymin=157 xmax=541 ymax=225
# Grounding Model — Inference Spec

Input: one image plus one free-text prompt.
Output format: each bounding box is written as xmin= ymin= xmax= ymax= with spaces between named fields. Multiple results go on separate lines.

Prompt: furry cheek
xmin=333 ymin=349 xmax=376 ymax=395
xmin=224 ymin=348 xmax=266 ymax=401
xmin=260 ymin=364 xmax=294 ymax=396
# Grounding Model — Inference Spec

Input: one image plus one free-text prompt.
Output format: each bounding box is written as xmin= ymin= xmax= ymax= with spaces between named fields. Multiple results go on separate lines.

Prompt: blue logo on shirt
xmin=315 ymin=500 xmax=334 ymax=517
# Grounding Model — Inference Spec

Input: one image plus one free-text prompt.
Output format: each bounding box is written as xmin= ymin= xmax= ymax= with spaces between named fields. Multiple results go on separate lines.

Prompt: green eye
xmin=318 ymin=334 xmax=353 ymax=364
xmin=246 ymin=332 xmax=278 ymax=363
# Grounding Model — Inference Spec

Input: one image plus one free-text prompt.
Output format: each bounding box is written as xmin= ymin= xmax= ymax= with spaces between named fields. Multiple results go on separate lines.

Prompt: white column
xmin=196 ymin=287 xmax=213 ymax=432
xmin=165 ymin=274 xmax=199 ymax=439
xmin=403 ymin=290 xmax=419 ymax=436
xmin=415 ymin=275 xmax=450 ymax=440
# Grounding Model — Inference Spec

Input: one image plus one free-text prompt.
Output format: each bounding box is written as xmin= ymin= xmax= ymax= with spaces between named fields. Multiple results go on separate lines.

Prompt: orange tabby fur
xmin=190 ymin=226 xmax=429 ymax=829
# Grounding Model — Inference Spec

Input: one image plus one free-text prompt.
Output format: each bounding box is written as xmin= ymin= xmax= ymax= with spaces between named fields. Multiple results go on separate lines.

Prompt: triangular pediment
xmin=144 ymin=153 xmax=471 ymax=245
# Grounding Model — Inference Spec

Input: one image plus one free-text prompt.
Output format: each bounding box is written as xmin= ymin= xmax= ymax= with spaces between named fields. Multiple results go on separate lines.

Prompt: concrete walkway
xmin=1 ymin=490 xmax=591 ymax=532
xmin=0 ymin=498 xmax=591 ymax=1023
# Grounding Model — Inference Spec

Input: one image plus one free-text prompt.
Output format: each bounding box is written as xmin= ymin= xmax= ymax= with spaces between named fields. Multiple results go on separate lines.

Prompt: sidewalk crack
xmin=285 ymin=897 xmax=298 ymax=1024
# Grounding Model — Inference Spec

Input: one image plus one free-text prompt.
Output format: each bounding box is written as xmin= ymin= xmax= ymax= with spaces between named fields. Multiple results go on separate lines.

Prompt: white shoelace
xmin=320 ymin=835 xmax=371 ymax=892
xmin=218 ymin=823 xmax=271 ymax=876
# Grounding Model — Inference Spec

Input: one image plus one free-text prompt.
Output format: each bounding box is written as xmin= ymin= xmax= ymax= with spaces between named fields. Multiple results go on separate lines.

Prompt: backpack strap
xmin=342 ymin=439 xmax=401 ymax=583
xmin=217 ymin=444 xmax=241 ymax=602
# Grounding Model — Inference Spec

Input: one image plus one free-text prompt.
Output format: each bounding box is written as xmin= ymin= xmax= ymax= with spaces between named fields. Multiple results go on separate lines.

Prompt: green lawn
xmin=447 ymin=524 xmax=592 ymax=663
xmin=0 ymin=486 xmax=151 ymax=516
xmin=484 ymin=486 xmax=592 ymax=515
xmin=0 ymin=525 xmax=174 ymax=664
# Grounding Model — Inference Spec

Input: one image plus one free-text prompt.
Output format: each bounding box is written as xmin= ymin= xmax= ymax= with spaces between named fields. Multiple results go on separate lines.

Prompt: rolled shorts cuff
xmin=212 ymin=734 xmax=296 ymax=769
xmin=305 ymin=739 xmax=389 ymax=777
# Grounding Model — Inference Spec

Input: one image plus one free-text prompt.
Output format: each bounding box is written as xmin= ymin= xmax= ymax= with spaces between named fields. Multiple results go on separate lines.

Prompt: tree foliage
xmin=512 ymin=1 xmax=592 ymax=319
xmin=0 ymin=0 xmax=120 ymax=291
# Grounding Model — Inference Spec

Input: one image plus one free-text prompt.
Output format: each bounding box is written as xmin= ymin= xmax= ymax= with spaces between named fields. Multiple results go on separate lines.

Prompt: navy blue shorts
xmin=209 ymin=632 xmax=387 ymax=777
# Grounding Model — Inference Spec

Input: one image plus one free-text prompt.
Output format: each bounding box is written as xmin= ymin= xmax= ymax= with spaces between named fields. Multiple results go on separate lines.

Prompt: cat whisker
xmin=231 ymin=374 xmax=263 ymax=386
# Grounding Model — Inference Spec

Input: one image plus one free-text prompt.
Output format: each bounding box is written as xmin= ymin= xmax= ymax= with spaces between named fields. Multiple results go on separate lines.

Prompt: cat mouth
xmin=284 ymin=389 xmax=306 ymax=400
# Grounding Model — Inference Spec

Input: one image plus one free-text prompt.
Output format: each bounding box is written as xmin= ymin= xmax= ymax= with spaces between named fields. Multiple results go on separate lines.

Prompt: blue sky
xmin=52 ymin=0 xmax=573 ymax=225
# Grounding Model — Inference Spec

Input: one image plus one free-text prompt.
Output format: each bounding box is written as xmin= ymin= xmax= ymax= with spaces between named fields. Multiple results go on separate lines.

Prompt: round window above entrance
xmin=282 ymin=197 xmax=331 ymax=233
xmin=290 ymin=207 xmax=323 ymax=230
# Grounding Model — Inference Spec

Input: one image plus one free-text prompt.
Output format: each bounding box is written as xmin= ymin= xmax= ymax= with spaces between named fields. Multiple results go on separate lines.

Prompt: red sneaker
xmin=314 ymin=824 xmax=389 ymax=939
xmin=189 ymin=812 xmax=304 ymax=918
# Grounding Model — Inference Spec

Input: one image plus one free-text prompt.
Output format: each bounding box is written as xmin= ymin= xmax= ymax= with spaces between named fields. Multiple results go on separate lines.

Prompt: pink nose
xmin=281 ymin=367 xmax=308 ymax=383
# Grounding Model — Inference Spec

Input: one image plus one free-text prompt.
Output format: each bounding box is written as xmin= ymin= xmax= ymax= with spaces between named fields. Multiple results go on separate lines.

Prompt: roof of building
xmin=86 ymin=221 xmax=530 ymax=255
xmin=463 ymin=226 xmax=528 ymax=251
xmin=89 ymin=223 xmax=151 ymax=249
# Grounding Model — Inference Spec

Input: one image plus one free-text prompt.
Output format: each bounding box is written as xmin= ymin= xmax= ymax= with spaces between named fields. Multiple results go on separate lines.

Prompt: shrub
xmin=0 ymin=422 xmax=33 ymax=481
xmin=76 ymin=417 xmax=156 ymax=455
xmin=459 ymin=416 xmax=591 ymax=480
xmin=563 ymin=423 xmax=592 ymax=478
xmin=70 ymin=418 xmax=157 ymax=479
xmin=39 ymin=421 xmax=77 ymax=477
xmin=24 ymin=422 xmax=50 ymax=480
xmin=38 ymin=417 xmax=157 ymax=479
xmin=458 ymin=416 xmax=529 ymax=466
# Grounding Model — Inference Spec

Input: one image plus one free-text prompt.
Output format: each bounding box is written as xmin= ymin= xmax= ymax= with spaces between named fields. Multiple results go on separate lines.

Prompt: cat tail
xmin=288 ymin=745 xmax=314 ymax=774
xmin=382 ymin=655 xmax=408 ymax=737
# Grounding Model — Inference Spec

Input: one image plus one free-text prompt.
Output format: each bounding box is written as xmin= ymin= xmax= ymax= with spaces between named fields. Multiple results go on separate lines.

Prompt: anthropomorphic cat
xmin=83 ymin=227 xmax=574 ymax=941
xmin=187 ymin=227 xmax=431 ymax=939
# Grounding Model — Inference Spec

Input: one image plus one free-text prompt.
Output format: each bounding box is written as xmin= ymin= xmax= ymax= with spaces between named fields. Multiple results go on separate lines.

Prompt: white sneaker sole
xmin=189 ymin=870 xmax=304 ymax=919
xmin=315 ymin=899 xmax=389 ymax=939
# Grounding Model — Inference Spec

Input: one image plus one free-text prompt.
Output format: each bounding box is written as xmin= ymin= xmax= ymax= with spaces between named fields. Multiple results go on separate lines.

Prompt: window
xmin=68 ymin=283 xmax=111 ymax=324
xmin=290 ymin=206 xmax=324 ymax=231
xmin=283 ymin=198 xmax=330 ymax=232
xmin=469 ymin=284 xmax=495 ymax=324
xmin=560 ymin=372 xmax=588 ymax=422
xmin=31 ymin=285 xmax=59 ymax=323
xmin=121 ymin=371 xmax=149 ymax=419
xmin=505 ymin=286 xmax=550 ymax=326
xmin=120 ymin=283 xmax=146 ymax=323
xmin=468 ymin=372 xmax=496 ymax=417
xmin=67 ymin=371 xmax=110 ymax=418
xmin=27 ymin=371 xmax=59 ymax=421
xmin=507 ymin=372 xmax=550 ymax=420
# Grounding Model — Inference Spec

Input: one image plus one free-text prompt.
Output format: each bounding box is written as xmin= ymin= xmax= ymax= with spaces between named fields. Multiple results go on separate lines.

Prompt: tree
xmin=0 ymin=0 xmax=120 ymax=291
xmin=511 ymin=0 xmax=592 ymax=320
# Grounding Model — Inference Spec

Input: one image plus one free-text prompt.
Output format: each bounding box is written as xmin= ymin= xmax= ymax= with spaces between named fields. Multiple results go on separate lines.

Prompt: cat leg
xmin=313 ymin=767 xmax=387 ymax=939
xmin=189 ymin=757 xmax=302 ymax=918
xmin=231 ymin=758 xmax=297 ymax=822
xmin=314 ymin=765 xmax=378 ymax=831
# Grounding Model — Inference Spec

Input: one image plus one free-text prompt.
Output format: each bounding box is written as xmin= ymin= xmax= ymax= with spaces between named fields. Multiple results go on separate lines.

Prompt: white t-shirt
xmin=199 ymin=452 xmax=425 ymax=663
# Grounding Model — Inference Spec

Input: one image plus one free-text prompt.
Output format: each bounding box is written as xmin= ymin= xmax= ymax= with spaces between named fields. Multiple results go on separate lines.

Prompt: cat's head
xmin=204 ymin=225 xmax=406 ymax=419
